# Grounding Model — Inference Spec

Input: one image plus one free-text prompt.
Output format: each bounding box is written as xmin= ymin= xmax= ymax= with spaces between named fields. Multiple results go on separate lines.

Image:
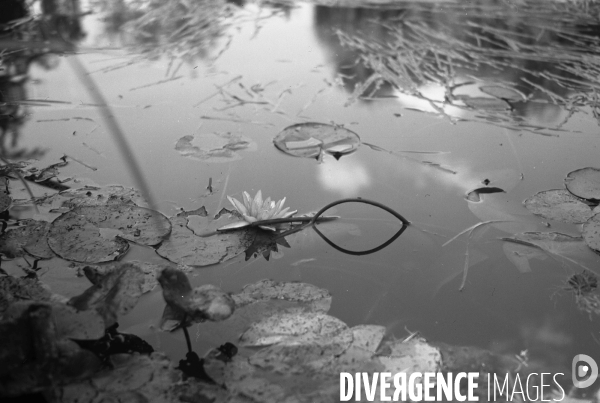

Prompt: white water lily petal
xmin=243 ymin=191 xmax=252 ymax=209
xmin=243 ymin=214 xmax=258 ymax=223
xmin=217 ymin=221 xmax=251 ymax=231
xmin=252 ymin=190 xmax=263 ymax=217
xmin=281 ymin=209 xmax=297 ymax=218
xmin=259 ymin=225 xmax=277 ymax=231
xmin=274 ymin=197 xmax=286 ymax=215
xmin=228 ymin=196 xmax=249 ymax=217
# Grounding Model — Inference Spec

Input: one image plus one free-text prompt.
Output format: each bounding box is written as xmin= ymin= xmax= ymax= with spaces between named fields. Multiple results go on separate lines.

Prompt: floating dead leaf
xmin=524 ymin=189 xmax=593 ymax=224
xmin=48 ymin=204 xmax=171 ymax=263
xmin=175 ymin=132 xmax=257 ymax=163
xmin=156 ymin=214 xmax=254 ymax=267
xmin=69 ymin=262 xmax=147 ymax=327
xmin=0 ymin=219 xmax=53 ymax=259
xmin=465 ymin=186 xmax=505 ymax=202
xmin=565 ymin=167 xmax=600 ymax=202
xmin=25 ymin=157 xmax=68 ymax=183
xmin=479 ymin=85 xmax=525 ymax=101
xmin=158 ymin=267 xmax=234 ymax=328
xmin=504 ymin=232 xmax=600 ymax=273
xmin=0 ymin=176 xmax=10 ymax=213
xmin=274 ymin=122 xmax=361 ymax=160
xmin=502 ymin=241 xmax=547 ymax=273
xmin=458 ymin=96 xmax=511 ymax=111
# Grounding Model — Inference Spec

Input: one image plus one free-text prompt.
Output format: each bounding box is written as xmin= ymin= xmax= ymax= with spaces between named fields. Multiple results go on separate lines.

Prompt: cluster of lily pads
xmin=523 ymin=167 xmax=600 ymax=253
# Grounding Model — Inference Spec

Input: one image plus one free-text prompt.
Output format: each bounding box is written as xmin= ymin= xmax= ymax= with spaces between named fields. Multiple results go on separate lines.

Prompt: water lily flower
xmin=223 ymin=190 xmax=297 ymax=231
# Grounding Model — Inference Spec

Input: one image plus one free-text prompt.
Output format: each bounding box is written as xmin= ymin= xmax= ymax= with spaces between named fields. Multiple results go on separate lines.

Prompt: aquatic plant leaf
xmin=156 ymin=214 xmax=254 ymax=266
xmin=0 ymin=302 xmax=103 ymax=396
xmin=58 ymin=353 xmax=192 ymax=403
xmin=48 ymin=204 xmax=171 ymax=263
xmin=479 ymin=85 xmax=525 ymax=101
xmin=233 ymin=279 xmax=332 ymax=308
xmin=273 ymin=122 xmax=360 ymax=160
xmin=465 ymin=186 xmax=505 ymax=202
xmin=82 ymin=260 xmax=189 ymax=295
xmin=175 ymin=132 xmax=257 ymax=163
xmin=74 ymin=323 xmax=154 ymax=364
xmin=194 ymin=279 xmax=332 ymax=346
xmin=240 ymin=311 xmax=348 ymax=347
xmin=504 ymin=232 xmax=600 ymax=274
xmin=582 ymin=214 xmax=600 ymax=254
xmin=0 ymin=219 xmax=53 ymax=259
xmin=524 ymin=189 xmax=593 ymax=224
xmin=377 ymin=337 xmax=441 ymax=374
xmin=0 ymin=176 xmax=10 ymax=213
xmin=69 ymin=262 xmax=147 ymax=327
xmin=565 ymin=167 xmax=600 ymax=202
xmin=158 ymin=267 xmax=235 ymax=327
xmin=502 ymin=241 xmax=547 ymax=273
xmin=0 ymin=276 xmax=53 ymax=313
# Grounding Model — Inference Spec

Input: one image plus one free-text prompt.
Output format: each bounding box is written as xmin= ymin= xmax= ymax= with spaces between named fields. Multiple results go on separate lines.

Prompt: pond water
xmin=3 ymin=0 xmax=600 ymax=392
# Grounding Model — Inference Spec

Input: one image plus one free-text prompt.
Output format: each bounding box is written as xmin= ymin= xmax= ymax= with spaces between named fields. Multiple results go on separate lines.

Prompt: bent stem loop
xmin=269 ymin=197 xmax=410 ymax=244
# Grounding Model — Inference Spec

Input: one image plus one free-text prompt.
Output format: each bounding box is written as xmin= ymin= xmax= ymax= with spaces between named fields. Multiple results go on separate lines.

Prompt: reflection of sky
xmin=316 ymin=154 xmax=370 ymax=197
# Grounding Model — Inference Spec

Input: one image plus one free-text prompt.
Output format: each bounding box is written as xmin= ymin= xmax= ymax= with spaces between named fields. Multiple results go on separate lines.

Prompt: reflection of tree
xmin=0 ymin=0 xmax=85 ymax=161
xmin=313 ymin=1 xmax=600 ymax=130
xmin=96 ymin=0 xmax=237 ymax=62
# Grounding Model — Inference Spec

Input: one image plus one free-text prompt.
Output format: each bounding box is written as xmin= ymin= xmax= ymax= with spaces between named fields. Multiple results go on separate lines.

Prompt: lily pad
xmin=48 ymin=204 xmax=171 ymax=263
xmin=565 ymin=167 xmax=600 ymax=202
xmin=156 ymin=214 xmax=254 ymax=267
xmin=524 ymin=189 xmax=593 ymax=224
xmin=582 ymin=214 xmax=600 ymax=253
xmin=273 ymin=122 xmax=361 ymax=160
xmin=0 ymin=219 xmax=53 ymax=259
xmin=195 ymin=279 xmax=332 ymax=346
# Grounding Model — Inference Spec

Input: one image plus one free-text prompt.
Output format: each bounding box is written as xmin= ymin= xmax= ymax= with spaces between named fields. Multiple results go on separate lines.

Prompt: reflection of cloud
xmin=317 ymin=156 xmax=370 ymax=197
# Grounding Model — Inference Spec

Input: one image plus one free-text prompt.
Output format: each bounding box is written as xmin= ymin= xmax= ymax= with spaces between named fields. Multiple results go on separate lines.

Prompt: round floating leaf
xmin=523 ymin=189 xmax=593 ymax=224
xmin=565 ymin=167 xmax=600 ymax=202
xmin=583 ymin=214 xmax=600 ymax=253
xmin=48 ymin=205 xmax=171 ymax=263
xmin=0 ymin=219 xmax=53 ymax=259
xmin=273 ymin=122 xmax=360 ymax=160
xmin=479 ymin=85 xmax=525 ymax=101
xmin=156 ymin=215 xmax=254 ymax=266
